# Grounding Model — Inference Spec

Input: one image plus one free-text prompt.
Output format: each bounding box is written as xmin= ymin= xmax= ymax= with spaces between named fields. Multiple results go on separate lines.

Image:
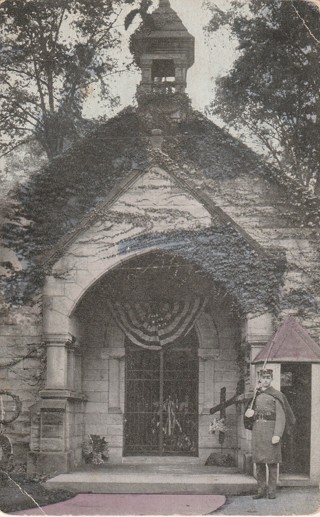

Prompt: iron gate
xmin=124 ymin=331 xmax=199 ymax=455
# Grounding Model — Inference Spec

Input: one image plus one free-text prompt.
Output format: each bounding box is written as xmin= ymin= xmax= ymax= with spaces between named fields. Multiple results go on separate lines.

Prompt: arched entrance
xmin=124 ymin=328 xmax=199 ymax=456
xmin=70 ymin=250 xmax=242 ymax=464
xmin=99 ymin=251 xmax=206 ymax=458
xmin=35 ymin=247 xmax=246 ymax=473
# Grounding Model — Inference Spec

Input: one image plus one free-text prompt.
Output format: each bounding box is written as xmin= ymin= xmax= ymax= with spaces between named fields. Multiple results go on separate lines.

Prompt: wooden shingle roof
xmin=253 ymin=316 xmax=320 ymax=363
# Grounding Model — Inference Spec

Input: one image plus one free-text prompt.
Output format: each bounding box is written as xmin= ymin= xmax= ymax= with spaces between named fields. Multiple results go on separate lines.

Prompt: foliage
xmin=82 ymin=434 xmax=109 ymax=464
xmin=119 ymin=227 xmax=286 ymax=314
xmin=2 ymin=104 xmax=319 ymax=316
xmin=124 ymin=0 xmax=154 ymax=31
xmin=206 ymin=0 xmax=320 ymax=194
xmin=205 ymin=452 xmax=235 ymax=467
xmin=209 ymin=418 xmax=228 ymax=434
xmin=0 ymin=0 xmax=134 ymax=159
xmin=1 ymin=108 xmax=149 ymax=303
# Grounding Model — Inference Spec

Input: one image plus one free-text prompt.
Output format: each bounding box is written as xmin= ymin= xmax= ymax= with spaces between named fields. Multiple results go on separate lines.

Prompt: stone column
xmin=174 ymin=60 xmax=187 ymax=92
xmin=108 ymin=348 xmax=125 ymax=414
xmin=45 ymin=335 xmax=70 ymax=391
xmin=30 ymin=334 xmax=85 ymax=477
xmin=198 ymin=348 xmax=219 ymax=414
xmin=74 ymin=347 xmax=83 ymax=393
xmin=139 ymin=57 xmax=153 ymax=92
xmin=198 ymin=348 xmax=219 ymax=462
xmin=66 ymin=337 xmax=78 ymax=392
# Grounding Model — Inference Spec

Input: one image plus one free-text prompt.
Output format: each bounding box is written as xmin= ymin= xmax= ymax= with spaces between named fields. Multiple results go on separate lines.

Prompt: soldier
xmin=245 ymin=369 xmax=295 ymax=500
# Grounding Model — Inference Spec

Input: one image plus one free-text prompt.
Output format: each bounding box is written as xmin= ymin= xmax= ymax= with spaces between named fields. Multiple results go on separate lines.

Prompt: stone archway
xmin=29 ymin=246 xmax=276 ymax=474
xmin=43 ymin=250 xmax=242 ymax=467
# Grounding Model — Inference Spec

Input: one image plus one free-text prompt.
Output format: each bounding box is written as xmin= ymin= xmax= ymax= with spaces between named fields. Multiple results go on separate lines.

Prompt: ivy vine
xmin=119 ymin=227 xmax=286 ymax=314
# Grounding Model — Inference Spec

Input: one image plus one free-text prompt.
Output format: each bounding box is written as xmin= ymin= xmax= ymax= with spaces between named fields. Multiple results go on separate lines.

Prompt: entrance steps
xmin=122 ymin=456 xmax=200 ymax=465
xmin=46 ymin=464 xmax=257 ymax=495
xmin=279 ymin=474 xmax=316 ymax=487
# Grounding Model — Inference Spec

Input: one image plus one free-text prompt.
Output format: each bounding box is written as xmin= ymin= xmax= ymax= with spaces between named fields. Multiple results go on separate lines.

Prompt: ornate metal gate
xmin=124 ymin=330 xmax=199 ymax=456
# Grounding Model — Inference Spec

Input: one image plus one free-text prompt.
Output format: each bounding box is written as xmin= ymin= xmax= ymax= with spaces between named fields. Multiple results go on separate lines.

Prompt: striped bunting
xmin=108 ymin=298 xmax=207 ymax=350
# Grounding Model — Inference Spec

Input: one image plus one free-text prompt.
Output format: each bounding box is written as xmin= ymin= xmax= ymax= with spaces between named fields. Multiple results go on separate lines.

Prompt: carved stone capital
xmin=65 ymin=335 xmax=78 ymax=351
xmin=45 ymin=333 xmax=74 ymax=347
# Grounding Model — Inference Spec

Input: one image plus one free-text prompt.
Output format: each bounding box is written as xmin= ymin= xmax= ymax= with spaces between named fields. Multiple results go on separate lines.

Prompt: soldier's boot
xmin=267 ymin=464 xmax=278 ymax=499
xmin=253 ymin=463 xmax=267 ymax=499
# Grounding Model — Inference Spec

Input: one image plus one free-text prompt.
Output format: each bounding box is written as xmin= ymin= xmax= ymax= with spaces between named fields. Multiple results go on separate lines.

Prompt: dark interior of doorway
xmin=124 ymin=328 xmax=199 ymax=456
xmin=281 ymin=363 xmax=311 ymax=475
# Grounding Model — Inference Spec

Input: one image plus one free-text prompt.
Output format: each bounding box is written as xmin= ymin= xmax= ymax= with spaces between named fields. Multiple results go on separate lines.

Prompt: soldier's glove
xmin=272 ymin=436 xmax=280 ymax=444
xmin=245 ymin=409 xmax=255 ymax=418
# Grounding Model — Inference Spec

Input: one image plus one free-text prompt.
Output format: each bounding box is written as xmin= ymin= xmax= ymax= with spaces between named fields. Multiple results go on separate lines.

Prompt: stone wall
xmin=205 ymin=172 xmax=320 ymax=335
xmin=0 ymin=312 xmax=42 ymax=464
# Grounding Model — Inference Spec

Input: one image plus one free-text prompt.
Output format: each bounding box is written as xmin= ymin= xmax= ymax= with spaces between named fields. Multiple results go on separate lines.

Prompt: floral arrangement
xmin=209 ymin=418 xmax=228 ymax=434
xmin=82 ymin=434 xmax=109 ymax=465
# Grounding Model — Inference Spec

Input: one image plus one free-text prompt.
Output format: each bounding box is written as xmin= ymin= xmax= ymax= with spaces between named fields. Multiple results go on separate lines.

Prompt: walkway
xmin=11 ymin=494 xmax=226 ymax=515
xmin=10 ymin=488 xmax=320 ymax=515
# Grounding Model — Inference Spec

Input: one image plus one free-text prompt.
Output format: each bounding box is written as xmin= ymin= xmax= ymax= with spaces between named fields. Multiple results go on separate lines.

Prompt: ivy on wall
xmin=1 ymin=97 xmax=320 ymax=313
xmin=119 ymin=227 xmax=286 ymax=314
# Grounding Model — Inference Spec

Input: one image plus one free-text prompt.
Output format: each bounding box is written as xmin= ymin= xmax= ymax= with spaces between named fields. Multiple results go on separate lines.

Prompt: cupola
xmin=131 ymin=0 xmax=195 ymax=94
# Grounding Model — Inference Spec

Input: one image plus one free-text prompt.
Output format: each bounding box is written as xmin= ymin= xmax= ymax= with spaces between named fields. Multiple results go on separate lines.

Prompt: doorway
xmin=124 ymin=329 xmax=199 ymax=456
xmin=281 ymin=363 xmax=311 ymax=474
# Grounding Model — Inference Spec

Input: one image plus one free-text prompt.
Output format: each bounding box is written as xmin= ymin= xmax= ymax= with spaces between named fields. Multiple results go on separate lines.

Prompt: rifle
xmin=210 ymin=379 xmax=245 ymax=415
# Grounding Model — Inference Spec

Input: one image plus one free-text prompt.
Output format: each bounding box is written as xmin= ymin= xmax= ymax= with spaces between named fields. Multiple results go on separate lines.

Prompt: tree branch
xmin=290 ymin=0 xmax=320 ymax=45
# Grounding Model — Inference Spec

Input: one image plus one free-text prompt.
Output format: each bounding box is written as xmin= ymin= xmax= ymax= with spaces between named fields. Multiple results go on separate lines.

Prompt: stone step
xmin=46 ymin=467 xmax=257 ymax=495
xmin=279 ymin=474 xmax=316 ymax=487
xmin=46 ymin=466 xmax=317 ymax=495
xmin=122 ymin=456 xmax=200 ymax=465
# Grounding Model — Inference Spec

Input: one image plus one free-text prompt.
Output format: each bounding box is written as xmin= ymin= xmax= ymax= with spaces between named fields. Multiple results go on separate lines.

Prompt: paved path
xmin=213 ymin=487 xmax=320 ymax=515
xmin=10 ymin=487 xmax=320 ymax=515
xmin=11 ymin=494 xmax=226 ymax=515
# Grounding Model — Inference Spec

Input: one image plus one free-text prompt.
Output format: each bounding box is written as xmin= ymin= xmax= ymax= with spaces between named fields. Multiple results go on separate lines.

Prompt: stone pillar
xmin=45 ymin=335 xmax=70 ymax=391
xmin=74 ymin=347 xmax=82 ymax=393
xmin=310 ymin=363 xmax=320 ymax=484
xmin=198 ymin=348 xmax=219 ymax=414
xmin=174 ymin=60 xmax=187 ymax=92
xmin=198 ymin=348 xmax=219 ymax=462
xmin=139 ymin=58 xmax=152 ymax=92
xmin=66 ymin=338 xmax=78 ymax=392
xmin=108 ymin=348 xmax=125 ymax=414
xmin=28 ymin=334 xmax=86 ymax=477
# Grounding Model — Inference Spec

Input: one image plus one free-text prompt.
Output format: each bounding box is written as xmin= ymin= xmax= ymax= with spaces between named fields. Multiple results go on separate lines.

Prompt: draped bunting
xmin=108 ymin=297 xmax=207 ymax=350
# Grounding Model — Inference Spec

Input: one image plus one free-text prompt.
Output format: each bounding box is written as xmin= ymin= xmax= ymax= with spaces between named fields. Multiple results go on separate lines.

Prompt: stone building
xmin=1 ymin=0 xmax=320 ymax=487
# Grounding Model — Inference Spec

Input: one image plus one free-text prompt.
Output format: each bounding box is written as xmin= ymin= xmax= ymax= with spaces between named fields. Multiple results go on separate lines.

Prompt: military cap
xmin=259 ymin=368 xmax=273 ymax=377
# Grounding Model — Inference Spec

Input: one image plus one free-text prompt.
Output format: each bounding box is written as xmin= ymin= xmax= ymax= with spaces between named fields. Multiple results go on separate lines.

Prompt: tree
xmin=0 ymin=0 xmax=138 ymax=160
xmin=206 ymin=0 xmax=320 ymax=194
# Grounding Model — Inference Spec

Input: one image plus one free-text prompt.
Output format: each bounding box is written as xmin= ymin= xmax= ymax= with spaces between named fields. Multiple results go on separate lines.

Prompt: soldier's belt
xmin=255 ymin=413 xmax=276 ymax=421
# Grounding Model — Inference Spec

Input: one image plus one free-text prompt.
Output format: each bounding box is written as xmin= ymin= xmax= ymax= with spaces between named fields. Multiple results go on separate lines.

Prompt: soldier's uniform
xmin=245 ymin=369 xmax=295 ymax=499
xmin=252 ymin=389 xmax=286 ymax=498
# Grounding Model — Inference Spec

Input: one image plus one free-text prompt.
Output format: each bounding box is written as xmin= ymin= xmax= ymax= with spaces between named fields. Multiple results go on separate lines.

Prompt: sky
xmin=83 ymin=0 xmax=238 ymax=119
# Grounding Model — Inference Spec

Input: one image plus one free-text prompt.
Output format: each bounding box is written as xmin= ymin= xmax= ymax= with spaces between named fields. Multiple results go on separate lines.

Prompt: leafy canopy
xmin=0 ymin=0 xmax=139 ymax=159
xmin=206 ymin=0 xmax=320 ymax=193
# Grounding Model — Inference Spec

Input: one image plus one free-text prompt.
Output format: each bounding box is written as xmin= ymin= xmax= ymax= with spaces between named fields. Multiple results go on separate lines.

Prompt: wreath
xmin=0 ymin=391 xmax=22 ymax=425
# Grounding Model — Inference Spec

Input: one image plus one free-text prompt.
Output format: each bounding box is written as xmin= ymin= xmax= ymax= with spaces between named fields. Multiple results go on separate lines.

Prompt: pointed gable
xmin=253 ymin=316 xmax=320 ymax=363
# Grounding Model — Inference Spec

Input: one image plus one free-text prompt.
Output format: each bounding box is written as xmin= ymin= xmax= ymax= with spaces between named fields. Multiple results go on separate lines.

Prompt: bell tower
xmin=131 ymin=0 xmax=195 ymax=95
